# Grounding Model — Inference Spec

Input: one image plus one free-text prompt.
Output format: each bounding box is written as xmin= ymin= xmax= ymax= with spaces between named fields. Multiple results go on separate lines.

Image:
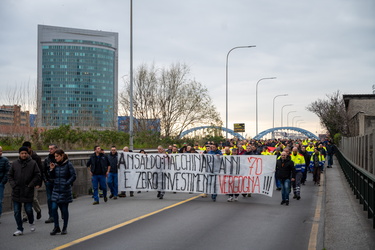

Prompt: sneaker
xmin=297 ymin=195 xmax=301 ymax=200
xmin=104 ymin=196 xmax=108 ymax=202
xmin=242 ymin=194 xmax=247 ymax=197
xmin=113 ymin=196 xmax=118 ymax=200
xmin=13 ymin=230 xmax=23 ymax=236
xmin=45 ymin=217 xmax=54 ymax=223
xmin=61 ymin=228 xmax=67 ymax=235
xmin=157 ymin=192 xmax=160 ymax=198
xmin=22 ymin=218 xmax=28 ymax=222
xmin=130 ymin=192 xmax=134 ymax=197
xmin=285 ymin=200 xmax=289 ymax=206
xmin=118 ymin=192 xmax=126 ymax=198
xmin=159 ymin=194 xmax=164 ymax=199
xmin=37 ymin=211 xmax=42 ymax=220
xmin=227 ymin=196 xmax=233 ymax=202
xmin=281 ymin=200 xmax=286 ymax=205
xmin=247 ymin=194 xmax=252 ymax=197
xmin=50 ymin=227 xmax=61 ymax=235
xmin=30 ymin=223 xmax=36 ymax=232
xmin=109 ymin=194 xmax=114 ymax=199
xmin=93 ymin=201 xmax=99 ymax=205
xmin=234 ymin=196 xmax=239 ymax=202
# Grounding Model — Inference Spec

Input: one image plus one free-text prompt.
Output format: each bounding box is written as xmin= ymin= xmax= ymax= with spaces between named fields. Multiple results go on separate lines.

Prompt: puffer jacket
xmin=50 ymin=159 xmax=76 ymax=204
xmin=8 ymin=157 xmax=41 ymax=203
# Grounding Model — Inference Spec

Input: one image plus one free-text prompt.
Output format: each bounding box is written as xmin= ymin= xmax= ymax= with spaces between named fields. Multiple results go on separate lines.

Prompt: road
xmin=0 ymin=175 xmax=323 ymax=250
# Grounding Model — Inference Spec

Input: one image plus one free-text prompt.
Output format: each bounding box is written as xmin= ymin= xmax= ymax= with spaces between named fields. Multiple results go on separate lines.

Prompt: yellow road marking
xmin=308 ymin=174 xmax=324 ymax=250
xmin=52 ymin=195 xmax=202 ymax=250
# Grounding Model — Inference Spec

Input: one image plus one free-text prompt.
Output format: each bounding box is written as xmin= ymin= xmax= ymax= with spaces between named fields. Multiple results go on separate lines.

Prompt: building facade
xmin=0 ymin=105 xmax=31 ymax=136
xmin=37 ymin=25 xmax=118 ymax=129
xmin=343 ymin=94 xmax=375 ymax=136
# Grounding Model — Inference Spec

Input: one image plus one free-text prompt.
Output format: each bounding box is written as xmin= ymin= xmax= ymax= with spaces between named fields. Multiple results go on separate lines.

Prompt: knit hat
xmin=19 ymin=146 xmax=29 ymax=153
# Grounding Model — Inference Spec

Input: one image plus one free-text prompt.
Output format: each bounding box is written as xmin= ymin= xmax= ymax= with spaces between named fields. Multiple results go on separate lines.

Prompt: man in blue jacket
xmin=87 ymin=146 xmax=110 ymax=205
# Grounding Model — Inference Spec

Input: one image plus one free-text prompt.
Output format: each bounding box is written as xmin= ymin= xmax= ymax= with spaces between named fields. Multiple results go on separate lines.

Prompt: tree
xmin=306 ymin=90 xmax=349 ymax=138
xmin=120 ymin=63 xmax=222 ymax=138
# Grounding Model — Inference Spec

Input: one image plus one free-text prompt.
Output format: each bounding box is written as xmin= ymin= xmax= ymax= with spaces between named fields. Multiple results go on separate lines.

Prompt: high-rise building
xmin=37 ymin=25 xmax=118 ymax=129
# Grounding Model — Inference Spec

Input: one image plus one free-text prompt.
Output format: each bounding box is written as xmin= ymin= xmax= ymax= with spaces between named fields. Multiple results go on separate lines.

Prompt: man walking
xmin=107 ymin=146 xmax=118 ymax=200
xmin=43 ymin=144 xmax=58 ymax=223
xmin=87 ymin=146 xmax=110 ymax=205
xmin=22 ymin=141 xmax=42 ymax=221
xmin=275 ymin=152 xmax=295 ymax=206
xmin=8 ymin=146 xmax=41 ymax=236
xmin=0 ymin=146 xmax=10 ymax=222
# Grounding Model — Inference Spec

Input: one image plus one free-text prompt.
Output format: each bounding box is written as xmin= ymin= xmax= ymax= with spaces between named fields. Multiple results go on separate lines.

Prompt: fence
xmin=338 ymin=131 xmax=375 ymax=228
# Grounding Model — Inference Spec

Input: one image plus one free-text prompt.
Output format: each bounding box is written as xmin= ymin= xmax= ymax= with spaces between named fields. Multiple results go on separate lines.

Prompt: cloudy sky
xmin=0 ymin=0 xmax=374 ymax=138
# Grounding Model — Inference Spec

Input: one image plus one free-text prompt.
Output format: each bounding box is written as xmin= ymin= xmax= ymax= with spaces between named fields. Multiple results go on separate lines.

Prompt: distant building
xmin=0 ymin=105 xmax=31 ymax=136
xmin=343 ymin=94 xmax=375 ymax=136
xmin=37 ymin=25 xmax=118 ymax=130
xmin=118 ymin=116 xmax=161 ymax=133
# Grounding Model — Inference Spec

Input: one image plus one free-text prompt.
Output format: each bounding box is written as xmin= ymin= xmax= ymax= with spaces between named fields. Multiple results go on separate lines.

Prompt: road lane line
xmin=308 ymin=173 xmax=325 ymax=250
xmin=52 ymin=194 xmax=203 ymax=250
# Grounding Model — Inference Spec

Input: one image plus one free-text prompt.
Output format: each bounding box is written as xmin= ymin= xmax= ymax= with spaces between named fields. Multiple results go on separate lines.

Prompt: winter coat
xmin=50 ymin=159 xmax=76 ymax=204
xmin=43 ymin=154 xmax=56 ymax=183
xmin=86 ymin=153 xmax=110 ymax=175
xmin=0 ymin=156 xmax=10 ymax=184
xmin=275 ymin=158 xmax=296 ymax=180
xmin=8 ymin=157 xmax=41 ymax=203
xmin=108 ymin=152 xmax=118 ymax=174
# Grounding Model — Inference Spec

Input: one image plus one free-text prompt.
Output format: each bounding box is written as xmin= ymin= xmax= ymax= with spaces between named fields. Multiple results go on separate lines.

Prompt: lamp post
xmin=225 ymin=45 xmax=256 ymax=139
xmin=256 ymin=77 xmax=276 ymax=135
xmin=272 ymin=94 xmax=288 ymax=128
xmin=281 ymin=104 xmax=293 ymax=127
xmin=295 ymin=119 xmax=303 ymax=127
xmin=292 ymin=116 xmax=301 ymax=127
xmin=287 ymin=111 xmax=296 ymax=127
xmin=129 ymin=0 xmax=134 ymax=150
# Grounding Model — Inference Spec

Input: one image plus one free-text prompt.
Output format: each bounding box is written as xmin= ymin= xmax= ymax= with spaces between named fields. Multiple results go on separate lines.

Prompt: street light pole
xmin=129 ymin=0 xmax=134 ymax=150
xmin=292 ymin=116 xmax=301 ymax=127
xmin=225 ymin=45 xmax=256 ymax=139
xmin=256 ymin=77 xmax=276 ymax=135
xmin=281 ymin=104 xmax=293 ymax=127
xmin=287 ymin=111 xmax=296 ymax=127
xmin=295 ymin=119 xmax=303 ymax=127
xmin=272 ymin=94 xmax=288 ymax=128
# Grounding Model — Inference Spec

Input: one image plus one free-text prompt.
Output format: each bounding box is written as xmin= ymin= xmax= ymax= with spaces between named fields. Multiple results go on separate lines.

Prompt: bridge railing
xmin=336 ymin=146 xmax=375 ymax=229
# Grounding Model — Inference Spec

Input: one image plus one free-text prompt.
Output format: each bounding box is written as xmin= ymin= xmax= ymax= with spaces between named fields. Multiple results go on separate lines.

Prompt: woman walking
xmin=49 ymin=149 xmax=76 ymax=235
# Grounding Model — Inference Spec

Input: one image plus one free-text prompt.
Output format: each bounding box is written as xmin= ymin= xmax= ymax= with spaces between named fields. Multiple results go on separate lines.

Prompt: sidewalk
xmin=324 ymin=156 xmax=375 ymax=250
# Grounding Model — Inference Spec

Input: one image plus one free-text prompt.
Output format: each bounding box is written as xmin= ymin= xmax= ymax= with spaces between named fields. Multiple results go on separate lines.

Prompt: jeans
xmin=292 ymin=172 xmax=303 ymax=196
xmin=45 ymin=181 xmax=54 ymax=219
xmin=327 ymin=154 xmax=333 ymax=167
xmin=107 ymin=173 xmax=118 ymax=197
xmin=0 ymin=183 xmax=4 ymax=216
xmin=14 ymin=201 xmax=33 ymax=231
xmin=280 ymin=179 xmax=291 ymax=201
xmin=52 ymin=202 xmax=69 ymax=229
xmin=92 ymin=175 xmax=107 ymax=202
xmin=275 ymin=173 xmax=281 ymax=189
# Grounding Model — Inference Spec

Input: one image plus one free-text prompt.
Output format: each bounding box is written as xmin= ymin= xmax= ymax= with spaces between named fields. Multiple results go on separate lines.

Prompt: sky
xmin=0 ymin=0 xmax=374 ymax=138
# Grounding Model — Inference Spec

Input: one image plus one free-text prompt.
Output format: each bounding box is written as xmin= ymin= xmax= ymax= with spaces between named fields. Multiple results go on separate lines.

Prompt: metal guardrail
xmin=336 ymin=148 xmax=375 ymax=229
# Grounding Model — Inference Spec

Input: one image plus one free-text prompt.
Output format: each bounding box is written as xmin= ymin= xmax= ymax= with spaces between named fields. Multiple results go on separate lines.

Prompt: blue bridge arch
xmin=253 ymin=127 xmax=319 ymax=140
xmin=179 ymin=126 xmax=245 ymax=140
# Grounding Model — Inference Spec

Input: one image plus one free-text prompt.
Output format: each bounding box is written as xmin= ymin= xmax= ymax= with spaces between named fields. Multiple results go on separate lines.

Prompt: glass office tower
xmin=37 ymin=25 xmax=118 ymax=129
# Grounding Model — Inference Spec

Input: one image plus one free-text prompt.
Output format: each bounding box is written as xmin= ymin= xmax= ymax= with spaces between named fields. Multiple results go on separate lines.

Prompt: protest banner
xmin=118 ymin=153 xmax=276 ymax=197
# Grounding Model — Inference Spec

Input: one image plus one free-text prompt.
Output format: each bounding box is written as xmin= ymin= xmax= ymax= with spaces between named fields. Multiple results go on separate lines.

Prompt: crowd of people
xmin=0 ymin=137 xmax=336 ymax=236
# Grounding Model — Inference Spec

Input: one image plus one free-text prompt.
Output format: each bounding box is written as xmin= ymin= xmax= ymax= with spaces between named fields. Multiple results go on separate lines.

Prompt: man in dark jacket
xmin=43 ymin=144 xmax=58 ymax=223
xmin=87 ymin=146 xmax=110 ymax=205
xmin=107 ymin=146 xmax=118 ymax=199
xmin=22 ymin=141 xmax=42 ymax=221
xmin=275 ymin=152 xmax=295 ymax=206
xmin=0 ymin=146 xmax=10 ymax=221
xmin=8 ymin=146 xmax=41 ymax=236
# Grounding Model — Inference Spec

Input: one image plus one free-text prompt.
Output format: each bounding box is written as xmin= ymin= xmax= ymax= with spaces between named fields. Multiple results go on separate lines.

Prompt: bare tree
xmin=306 ymin=90 xmax=349 ymax=137
xmin=120 ymin=63 xmax=222 ymax=137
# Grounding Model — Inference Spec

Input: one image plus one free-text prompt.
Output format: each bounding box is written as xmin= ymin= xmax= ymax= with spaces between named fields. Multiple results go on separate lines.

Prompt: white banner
xmin=118 ymin=153 xmax=276 ymax=197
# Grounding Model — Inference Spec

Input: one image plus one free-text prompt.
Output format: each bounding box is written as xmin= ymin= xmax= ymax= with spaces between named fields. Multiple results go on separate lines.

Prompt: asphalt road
xmin=0 ymin=176 xmax=323 ymax=250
